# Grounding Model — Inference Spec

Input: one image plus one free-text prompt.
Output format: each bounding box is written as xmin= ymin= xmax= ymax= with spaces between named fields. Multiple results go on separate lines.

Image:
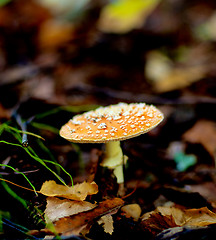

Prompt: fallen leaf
xmin=141 ymin=206 xmax=216 ymax=231
xmin=183 ymin=120 xmax=216 ymax=158
xmin=98 ymin=214 xmax=114 ymax=235
xmin=141 ymin=209 xmax=178 ymax=235
xmin=155 ymin=206 xmax=187 ymax=226
xmin=183 ymin=207 xmax=216 ymax=227
xmin=53 ymin=198 xmax=124 ymax=236
xmin=40 ymin=181 xmax=98 ymax=201
xmin=45 ymin=197 xmax=97 ymax=223
xmin=98 ymin=0 xmax=161 ymax=33
xmin=121 ymin=204 xmax=142 ymax=221
xmin=145 ymin=51 xmax=207 ymax=93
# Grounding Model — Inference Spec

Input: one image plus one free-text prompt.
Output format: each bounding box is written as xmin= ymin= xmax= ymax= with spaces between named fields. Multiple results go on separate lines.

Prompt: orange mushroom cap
xmin=60 ymin=103 xmax=164 ymax=143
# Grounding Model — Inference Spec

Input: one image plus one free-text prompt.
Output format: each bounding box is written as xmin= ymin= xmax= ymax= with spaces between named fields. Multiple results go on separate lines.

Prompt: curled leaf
xmin=40 ymin=180 xmax=98 ymax=201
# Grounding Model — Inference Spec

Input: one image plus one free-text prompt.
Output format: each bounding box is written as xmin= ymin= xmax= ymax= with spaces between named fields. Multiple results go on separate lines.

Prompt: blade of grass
xmin=0 ymin=140 xmax=72 ymax=186
xmin=0 ymin=164 xmax=37 ymax=195
xmin=1 ymin=122 xmax=73 ymax=185
xmin=30 ymin=122 xmax=59 ymax=134
xmin=7 ymin=126 xmax=45 ymax=141
xmin=4 ymin=127 xmax=73 ymax=185
xmin=36 ymin=139 xmax=60 ymax=174
xmin=0 ymin=210 xmax=10 ymax=233
xmin=1 ymin=180 xmax=27 ymax=208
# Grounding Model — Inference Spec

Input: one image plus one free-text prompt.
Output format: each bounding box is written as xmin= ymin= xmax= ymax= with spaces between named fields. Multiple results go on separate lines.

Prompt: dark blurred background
xmin=1 ymin=0 xmax=216 ymax=238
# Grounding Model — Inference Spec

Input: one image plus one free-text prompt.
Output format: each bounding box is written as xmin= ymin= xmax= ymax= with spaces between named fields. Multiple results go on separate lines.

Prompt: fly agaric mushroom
xmin=60 ymin=103 xmax=164 ymax=185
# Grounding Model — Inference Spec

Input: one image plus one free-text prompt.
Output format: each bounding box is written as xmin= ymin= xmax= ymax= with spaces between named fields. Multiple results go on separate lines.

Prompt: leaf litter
xmin=1 ymin=0 xmax=216 ymax=239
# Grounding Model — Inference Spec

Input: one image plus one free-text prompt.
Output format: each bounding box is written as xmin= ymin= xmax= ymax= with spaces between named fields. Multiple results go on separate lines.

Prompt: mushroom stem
xmin=100 ymin=141 xmax=124 ymax=184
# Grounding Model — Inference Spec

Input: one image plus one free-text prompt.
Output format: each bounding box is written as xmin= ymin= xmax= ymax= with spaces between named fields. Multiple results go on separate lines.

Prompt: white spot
xmin=147 ymin=113 xmax=153 ymax=118
xmin=98 ymin=123 xmax=107 ymax=129
xmin=71 ymin=120 xmax=82 ymax=125
xmin=136 ymin=111 xmax=144 ymax=116
xmin=113 ymin=115 xmax=121 ymax=120
xmin=107 ymin=117 xmax=112 ymax=121
xmin=146 ymin=123 xmax=151 ymax=127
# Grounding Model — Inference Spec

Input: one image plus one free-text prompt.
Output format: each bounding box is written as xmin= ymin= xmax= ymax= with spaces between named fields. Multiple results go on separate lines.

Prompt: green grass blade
xmin=1 ymin=180 xmax=27 ymax=208
xmin=7 ymin=126 xmax=45 ymax=141
xmin=0 ymin=164 xmax=37 ymax=195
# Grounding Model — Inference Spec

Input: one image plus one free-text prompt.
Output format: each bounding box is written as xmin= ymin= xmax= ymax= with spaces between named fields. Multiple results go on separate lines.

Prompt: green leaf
xmin=174 ymin=151 xmax=197 ymax=172
xmin=0 ymin=0 xmax=11 ymax=7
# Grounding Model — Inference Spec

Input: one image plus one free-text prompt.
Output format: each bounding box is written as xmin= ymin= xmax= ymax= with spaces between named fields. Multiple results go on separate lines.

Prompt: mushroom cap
xmin=60 ymin=102 xmax=164 ymax=143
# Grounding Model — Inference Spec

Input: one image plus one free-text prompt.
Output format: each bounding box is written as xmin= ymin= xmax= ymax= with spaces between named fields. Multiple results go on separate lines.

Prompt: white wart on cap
xmin=60 ymin=102 xmax=164 ymax=143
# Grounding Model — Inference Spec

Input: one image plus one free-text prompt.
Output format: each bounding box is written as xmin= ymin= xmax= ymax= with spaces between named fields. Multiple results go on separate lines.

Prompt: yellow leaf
xmin=98 ymin=0 xmax=161 ymax=33
xmin=121 ymin=204 xmax=142 ymax=221
xmin=40 ymin=180 xmax=98 ymax=201
xmin=98 ymin=214 xmax=114 ymax=235
xmin=183 ymin=207 xmax=216 ymax=227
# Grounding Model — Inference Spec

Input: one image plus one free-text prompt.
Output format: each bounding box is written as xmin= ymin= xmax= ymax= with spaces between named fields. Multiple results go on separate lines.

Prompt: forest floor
xmin=1 ymin=0 xmax=216 ymax=239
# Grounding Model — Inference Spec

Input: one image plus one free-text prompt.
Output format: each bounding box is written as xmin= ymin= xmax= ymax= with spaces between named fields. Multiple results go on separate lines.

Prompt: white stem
xmin=113 ymin=164 xmax=124 ymax=184
xmin=100 ymin=141 xmax=124 ymax=183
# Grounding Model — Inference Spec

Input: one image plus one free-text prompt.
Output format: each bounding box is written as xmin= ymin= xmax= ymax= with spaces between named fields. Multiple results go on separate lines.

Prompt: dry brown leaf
xmin=156 ymin=206 xmax=187 ymax=226
xmin=141 ymin=210 xmax=177 ymax=235
xmin=45 ymin=197 xmax=97 ymax=223
xmin=183 ymin=207 xmax=216 ymax=227
xmin=53 ymin=198 xmax=124 ymax=236
xmin=183 ymin=120 xmax=216 ymax=158
xmin=98 ymin=214 xmax=114 ymax=235
xmin=40 ymin=181 xmax=98 ymax=201
xmin=121 ymin=204 xmax=142 ymax=221
xmin=141 ymin=206 xmax=216 ymax=230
